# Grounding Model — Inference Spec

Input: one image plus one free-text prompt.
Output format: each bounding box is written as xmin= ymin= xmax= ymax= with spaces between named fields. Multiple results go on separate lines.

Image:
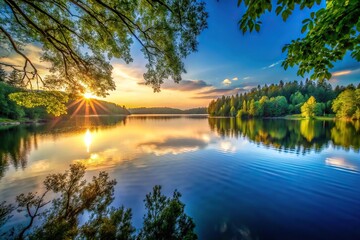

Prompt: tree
xmin=301 ymin=96 xmax=317 ymax=118
xmin=249 ymin=99 xmax=263 ymax=117
xmin=237 ymin=0 xmax=360 ymax=81
xmin=138 ymin=185 xmax=197 ymax=240
xmin=242 ymin=100 xmax=247 ymax=112
xmin=290 ymin=91 xmax=305 ymax=105
xmin=229 ymin=106 xmax=236 ymax=117
xmin=0 ymin=0 xmax=208 ymax=106
xmin=0 ymin=82 xmax=25 ymax=119
xmin=268 ymin=96 xmax=288 ymax=117
xmin=80 ymin=206 xmax=136 ymax=240
xmin=332 ymin=89 xmax=360 ymax=119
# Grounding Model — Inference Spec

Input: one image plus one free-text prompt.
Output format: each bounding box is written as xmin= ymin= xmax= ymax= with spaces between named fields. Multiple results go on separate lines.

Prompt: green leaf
xmin=325 ymin=72 xmax=332 ymax=79
xmin=301 ymin=24 xmax=307 ymax=34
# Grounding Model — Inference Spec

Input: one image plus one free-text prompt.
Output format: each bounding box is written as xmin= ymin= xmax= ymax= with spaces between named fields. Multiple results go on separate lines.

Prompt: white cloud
xmin=222 ymin=78 xmax=231 ymax=86
xmin=243 ymin=76 xmax=251 ymax=80
xmin=232 ymin=77 xmax=238 ymax=81
xmin=262 ymin=60 xmax=282 ymax=70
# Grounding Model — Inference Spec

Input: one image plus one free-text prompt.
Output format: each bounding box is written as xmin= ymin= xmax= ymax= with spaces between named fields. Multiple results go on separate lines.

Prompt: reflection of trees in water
xmin=331 ymin=121 xmax=360 ymax=150
xmin=0 ymin=126 xmax=36 ymax=178
xmin=0 ymin=116 xmax=126 ymax=179
xmin=208 ymin=118 xmax=359 ymax=154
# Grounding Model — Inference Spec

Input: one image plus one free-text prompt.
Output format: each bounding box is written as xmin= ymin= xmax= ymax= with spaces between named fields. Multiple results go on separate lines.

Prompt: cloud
xmin=161 ymin=79 xmax=212 ymax=91
xmin=243 ymin=76 xmax=251 ymax=80
xmin=262 ymin=60 xmax=282 ymax=70
xmin=332 ymin=70 xmax=352 ymax=77
xmin=232 ymin=77 xmax=238 ymax=81
xmin=222 ymin=78 xmax=231 ymax=86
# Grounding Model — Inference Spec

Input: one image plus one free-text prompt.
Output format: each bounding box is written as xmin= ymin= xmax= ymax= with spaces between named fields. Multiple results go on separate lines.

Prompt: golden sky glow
xmin=100 ymin=62 xmax=212 ymax=109
xmin=2 ymin=45 xmax=211 ymax=109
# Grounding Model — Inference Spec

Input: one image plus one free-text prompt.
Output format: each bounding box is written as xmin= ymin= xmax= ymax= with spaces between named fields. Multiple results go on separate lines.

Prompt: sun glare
xmin=83 ymin=92 xmax=94 ymax=99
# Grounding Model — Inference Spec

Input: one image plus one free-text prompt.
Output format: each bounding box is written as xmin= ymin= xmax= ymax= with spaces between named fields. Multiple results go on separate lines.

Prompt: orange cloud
xmin=332 ymin=70 xmax=352 ymax=76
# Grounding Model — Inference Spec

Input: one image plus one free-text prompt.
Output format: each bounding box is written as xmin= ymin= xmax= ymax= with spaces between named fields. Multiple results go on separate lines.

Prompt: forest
xmin=208 ymin=80 xmax=360 ymax=119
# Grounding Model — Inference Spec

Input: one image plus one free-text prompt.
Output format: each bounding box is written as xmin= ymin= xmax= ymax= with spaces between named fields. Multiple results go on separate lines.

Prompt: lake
xmin=0 ymin=115 xmax=359 ymax=240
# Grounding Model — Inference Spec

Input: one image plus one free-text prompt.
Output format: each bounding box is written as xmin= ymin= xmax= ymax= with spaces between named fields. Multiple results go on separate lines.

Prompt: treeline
xmin=208 ymin=80 xmax=360 ymax=119
xmin=129 ymin=107 xmax=207 ymax=114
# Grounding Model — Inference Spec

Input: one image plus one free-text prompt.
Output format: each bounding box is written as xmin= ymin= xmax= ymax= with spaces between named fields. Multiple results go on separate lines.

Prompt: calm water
xmin=1 ymin=115 xmax=360 ymax=240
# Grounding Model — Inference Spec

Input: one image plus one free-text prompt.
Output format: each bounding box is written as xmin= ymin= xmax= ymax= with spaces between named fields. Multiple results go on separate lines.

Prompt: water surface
xmin=0 ymin=116 xmax=359 ymax=239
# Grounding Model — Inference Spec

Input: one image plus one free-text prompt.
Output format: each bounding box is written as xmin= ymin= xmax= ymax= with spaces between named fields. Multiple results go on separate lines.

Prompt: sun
xmin=83 ymin=92 xmax=94 ymax=99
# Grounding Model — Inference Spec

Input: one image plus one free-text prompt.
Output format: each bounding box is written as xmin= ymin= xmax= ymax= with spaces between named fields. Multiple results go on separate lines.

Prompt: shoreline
xmin=208 ymin=115 xmax=337 ymax=121
xmin=1 ymin=114 xmax=344 ymax=126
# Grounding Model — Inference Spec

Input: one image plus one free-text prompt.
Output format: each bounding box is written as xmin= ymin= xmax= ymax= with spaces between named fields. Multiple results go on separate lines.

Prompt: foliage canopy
xmin=301 ymin=96 xmax=318 ymax=118
xmin=0 ymin=0 xmax=208 ymax=95
xmin=237 ymin=0 xmax=360 ymax=81
xmin=332 ymin=89 xmax=360 ymax=119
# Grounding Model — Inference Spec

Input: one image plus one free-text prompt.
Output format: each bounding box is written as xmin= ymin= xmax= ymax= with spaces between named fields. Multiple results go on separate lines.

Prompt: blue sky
xmin=181 ymin=1 xmax=359 ymax=89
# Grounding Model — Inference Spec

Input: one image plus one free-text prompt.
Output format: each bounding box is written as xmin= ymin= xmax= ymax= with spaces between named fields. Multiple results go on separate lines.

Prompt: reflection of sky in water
xmin=0 ymin=116 xmax=360 ymax=239
xmin=325 ymin=157 xmax=358 ymax=172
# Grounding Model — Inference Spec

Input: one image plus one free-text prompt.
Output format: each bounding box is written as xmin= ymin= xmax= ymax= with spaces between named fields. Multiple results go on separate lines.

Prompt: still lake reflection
xmin=1 ymin=115 xmax=360 ymax=239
